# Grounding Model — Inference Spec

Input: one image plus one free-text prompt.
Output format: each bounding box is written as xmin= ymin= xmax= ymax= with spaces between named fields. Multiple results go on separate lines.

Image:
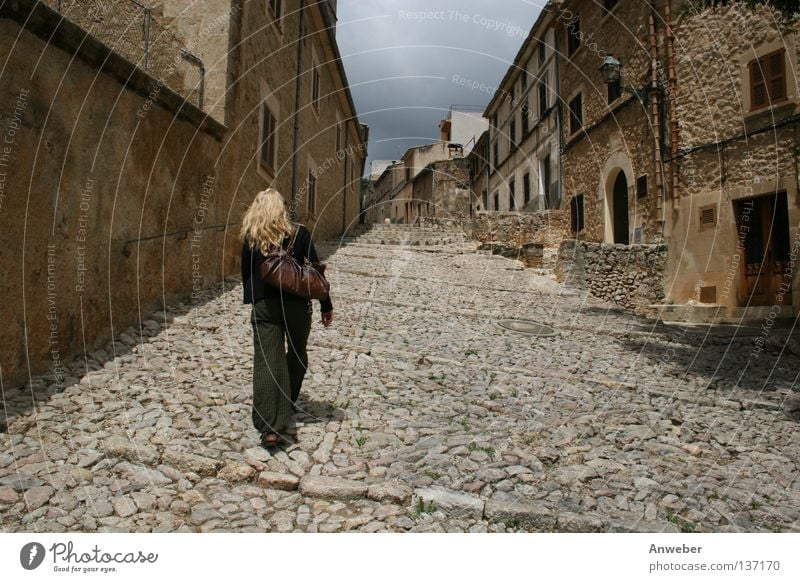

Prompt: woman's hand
xmin=321 ymin=310 xmax=334 ymax=327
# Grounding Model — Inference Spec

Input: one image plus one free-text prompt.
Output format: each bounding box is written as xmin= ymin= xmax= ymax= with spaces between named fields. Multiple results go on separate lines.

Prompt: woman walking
xmin=240 ymin=189 xmax=333 ymax=447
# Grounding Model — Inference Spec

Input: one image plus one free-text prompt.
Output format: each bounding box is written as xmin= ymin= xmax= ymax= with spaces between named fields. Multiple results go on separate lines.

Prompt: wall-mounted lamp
xmin=600 ymin=55 xmax=661 ymax=101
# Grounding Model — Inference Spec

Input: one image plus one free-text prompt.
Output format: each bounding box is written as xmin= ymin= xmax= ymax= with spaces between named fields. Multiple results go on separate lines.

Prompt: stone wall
xmin=472 ymin=210 xmax=568 ymax=249
xmin=557 ymin=241 xmax=667 ymax=315
xmin=0 ymin=4 xmax=227 ymax=390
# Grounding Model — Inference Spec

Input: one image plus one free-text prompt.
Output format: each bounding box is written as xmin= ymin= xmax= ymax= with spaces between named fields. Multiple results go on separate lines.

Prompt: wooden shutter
xmin=750 ymin=50 xmax=786 ymax=109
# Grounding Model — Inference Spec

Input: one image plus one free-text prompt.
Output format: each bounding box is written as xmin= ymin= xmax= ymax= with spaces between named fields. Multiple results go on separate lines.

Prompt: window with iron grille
xmin=750 ymin=50 xmax=786 ymax=110
xmin=570 ymin=194 xmax=585 ymax=232
xmin=522 ymin=101 xmax=530 ymax=135
xmin=523 ymin=173 xmax=531 ymax=206
xmin=538 ymin=79 xmax=548 ymax=117
xmin=260 ymin=102 xmax=277 ymax=175
xmin=569 ymin=93 xmax=583 ymax=134
xmin=636 ymin=175 xmax=648 ymax=198
xmin=510 ymin=119 xmax=517 ymax=150
xmin=567 ymin=15 xmax=581 ymax=56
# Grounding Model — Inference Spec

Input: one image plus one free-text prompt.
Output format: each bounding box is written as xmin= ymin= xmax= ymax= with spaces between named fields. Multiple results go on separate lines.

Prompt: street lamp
xmin=600 ymin=54 xmax=657 ymax=101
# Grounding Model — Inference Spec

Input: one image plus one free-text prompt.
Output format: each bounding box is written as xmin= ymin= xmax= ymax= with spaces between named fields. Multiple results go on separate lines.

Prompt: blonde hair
xmin=240 ymin=189 xmax=294 ymax=254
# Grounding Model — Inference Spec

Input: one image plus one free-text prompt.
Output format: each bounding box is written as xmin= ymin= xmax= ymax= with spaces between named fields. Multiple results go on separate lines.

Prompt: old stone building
xmin=438 ymin=106 xmax=488 ymax=153
xmin=665 ymin=2 xmax=799 ymax=320
xmin=557 ymin=0 xmax=664 ymax=247
xmin=411 ymin=158 xmax=471 ymax=219
xmin=484 ymin=9 xmax=561 ymax=213
xmin=0 ymin=0 xmax=366 ymax=389
xmin=368 ymin=142 xmax=463 ymax=224
xmin=467 ymin=130 xmax=490 ymax=212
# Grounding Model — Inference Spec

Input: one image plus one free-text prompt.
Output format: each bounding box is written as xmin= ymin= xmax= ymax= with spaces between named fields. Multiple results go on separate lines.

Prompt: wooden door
xmin=612 ymin=171 xmax=629 ymax=245
xmin=736 ymin=192 xmax=793 ymax=306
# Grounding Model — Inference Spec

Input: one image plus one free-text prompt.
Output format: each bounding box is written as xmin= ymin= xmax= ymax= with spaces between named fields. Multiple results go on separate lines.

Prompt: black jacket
xmin=241 ymin=224 xmax=333 ymax=313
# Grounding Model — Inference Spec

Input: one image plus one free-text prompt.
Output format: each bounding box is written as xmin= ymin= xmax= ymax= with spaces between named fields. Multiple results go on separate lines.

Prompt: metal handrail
xmin=122 ymin=222 xmax=240 ymax=256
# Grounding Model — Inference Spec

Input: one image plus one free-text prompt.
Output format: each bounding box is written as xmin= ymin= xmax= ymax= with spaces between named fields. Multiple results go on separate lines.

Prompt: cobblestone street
xmin=1 ymin=239 xmax=799 ymax=533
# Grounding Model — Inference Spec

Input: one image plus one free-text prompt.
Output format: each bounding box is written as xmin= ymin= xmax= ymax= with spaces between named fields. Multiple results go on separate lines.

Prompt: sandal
xmin=261 ymin=432 xmax=281 ymax=447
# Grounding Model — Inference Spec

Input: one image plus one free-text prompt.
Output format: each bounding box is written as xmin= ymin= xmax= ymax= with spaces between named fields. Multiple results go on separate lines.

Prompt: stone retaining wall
xmin=557 ymin=241 xmax=667 ymax=315
xmin=472 ymin=211 xmax=567 ymax=249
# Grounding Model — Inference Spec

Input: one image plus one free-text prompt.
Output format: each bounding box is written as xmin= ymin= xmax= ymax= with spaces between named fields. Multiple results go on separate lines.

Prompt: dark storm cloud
xmin=337 ymin=0 xmax=545 ymax=168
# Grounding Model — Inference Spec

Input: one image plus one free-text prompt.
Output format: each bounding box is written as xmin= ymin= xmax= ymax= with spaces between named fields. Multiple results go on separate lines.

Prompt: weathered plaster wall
xmin=0 ymin=14 xmax=226 ymax=390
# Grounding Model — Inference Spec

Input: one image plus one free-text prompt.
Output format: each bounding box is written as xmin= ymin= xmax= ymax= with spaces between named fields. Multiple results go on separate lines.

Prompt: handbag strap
xmin=285 ymin=224 xmax=300 ymax=254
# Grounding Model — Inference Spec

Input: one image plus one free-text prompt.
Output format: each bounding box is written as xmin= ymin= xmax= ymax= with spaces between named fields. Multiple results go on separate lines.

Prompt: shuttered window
xmin=750 ymin=50 xmax=786 ymax=110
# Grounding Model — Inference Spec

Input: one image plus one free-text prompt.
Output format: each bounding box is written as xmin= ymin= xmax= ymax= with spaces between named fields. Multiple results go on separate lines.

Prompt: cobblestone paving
xmin=1 ymin=240 xmax=799 ymax=533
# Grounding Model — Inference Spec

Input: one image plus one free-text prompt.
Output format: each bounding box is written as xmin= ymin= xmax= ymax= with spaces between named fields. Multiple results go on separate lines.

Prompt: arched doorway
xmin=612 ymin=171 xmax=629 ymax=245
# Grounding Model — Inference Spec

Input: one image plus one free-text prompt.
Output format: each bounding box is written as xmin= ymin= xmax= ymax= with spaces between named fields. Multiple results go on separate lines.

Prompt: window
xmin=521 ymin=69 xmax=528 ymax=91
xmin=522 ymin=101 xmax=530 ymax=135
xmin=567 ymin=15 xmax=581 ymax=56
xmin=482 ymin=191 xmax=488 ymax=210
xmin=750 ymin=50 xmax=786 ymax=110
xmin=542 ymin=155 xmax=552 ymax=208
xmin=509 ymin=178 xmax=516 ymax=210
xmin=510 ymin=119 xmax=517 ymax=150
xmin=569 ymin=93 xmax=583 ymax=134
xmin=269 ymin=0 xmax=283 ymax=28
xmin=608 ymin=76 xmax=622 ymax=103
xmin=405 ymin=166 xmax=411 ymax=183
xmin=307 ymin=170 xmax=317 ymax=215
xmin=538 ymin=39 xmax=546 ymax=65
xmin=260 ymin=101 xmax=278 ymax=176
xmin=570 ymin=194 xmax=585 ymax=232
xmin=636 ymin=175 xmax=648 ymax=198
xmin=510 ymin=83 xmax=516 ymax=106
xmin=523 ymin=173 xmax=531 ymax=206
xmin=538 ymin=79 xmax=548 ymax=117
xmin=603 ymin=0 xmax=618 ymax=13
xmin=312 ymin=60 xmax=321 ymax=113
xmin=494 ymin=191 xmax=499 ymax=210
xmin=493 ymin=140 xmax=499 ymax=170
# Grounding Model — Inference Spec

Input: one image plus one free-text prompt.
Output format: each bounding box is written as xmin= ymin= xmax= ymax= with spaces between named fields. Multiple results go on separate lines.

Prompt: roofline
xmin=318 ymin=1 xmax=366 ymax=149
xmin=484 ymin=1 xmax=557 ymax=118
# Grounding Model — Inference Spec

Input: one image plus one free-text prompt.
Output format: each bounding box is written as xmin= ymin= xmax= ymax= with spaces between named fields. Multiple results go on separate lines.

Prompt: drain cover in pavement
xmin=496 ymin=319 xmax=557 ymax=336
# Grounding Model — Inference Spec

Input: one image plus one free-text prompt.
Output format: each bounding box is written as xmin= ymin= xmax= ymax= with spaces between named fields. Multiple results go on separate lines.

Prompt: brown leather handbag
xmin=260 ymin=225 xmax=330 ymax=300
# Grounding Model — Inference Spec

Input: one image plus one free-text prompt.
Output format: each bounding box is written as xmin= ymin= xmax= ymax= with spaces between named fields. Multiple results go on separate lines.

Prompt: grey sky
xmin=337 ymin=0 xmax=546 ymax=170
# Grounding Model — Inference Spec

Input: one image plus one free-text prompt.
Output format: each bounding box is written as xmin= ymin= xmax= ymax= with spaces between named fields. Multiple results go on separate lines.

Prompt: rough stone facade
xmin=472 ymin=211 xmax=568 ymax=249
xmin=666 ymin=2 xmax=800 ymax=316
xmin=412 ymin=158 xmax=471 ymax=219
xmin=558 ymin=0 xmax=663 ymax=247
xmin=557 ymin=241 xmax=667 ymax=315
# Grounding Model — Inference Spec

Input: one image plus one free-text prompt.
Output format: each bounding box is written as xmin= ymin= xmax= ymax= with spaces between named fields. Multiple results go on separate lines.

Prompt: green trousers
xmin=250 ymin=294 xmax=312 ymax=435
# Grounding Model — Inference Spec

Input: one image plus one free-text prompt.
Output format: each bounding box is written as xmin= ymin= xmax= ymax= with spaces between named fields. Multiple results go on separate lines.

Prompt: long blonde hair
xmin=240 ymin=189 xmax=294 ymax=254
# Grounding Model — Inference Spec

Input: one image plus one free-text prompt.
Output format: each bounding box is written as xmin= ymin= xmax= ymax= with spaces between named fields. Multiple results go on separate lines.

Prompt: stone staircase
xmin=334 ymin=223 xmax=472 ymax=248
